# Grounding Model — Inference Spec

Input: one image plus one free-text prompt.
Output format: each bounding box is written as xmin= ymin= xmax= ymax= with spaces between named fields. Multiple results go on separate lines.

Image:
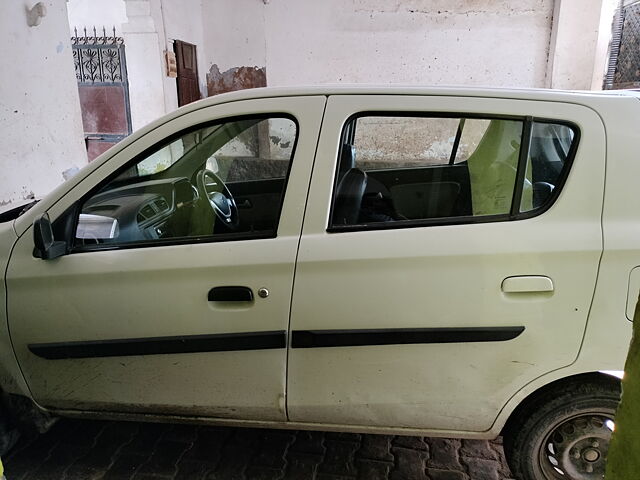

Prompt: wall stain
xmin=207 ymin=64 xmax=266 ymax=96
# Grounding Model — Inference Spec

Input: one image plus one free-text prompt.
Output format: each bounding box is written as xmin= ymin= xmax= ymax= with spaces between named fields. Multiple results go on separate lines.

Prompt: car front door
xmin=287 ymin=94 xmax=605 ymax=432
xmin=7 ymin=95 xmax=325 ymax=421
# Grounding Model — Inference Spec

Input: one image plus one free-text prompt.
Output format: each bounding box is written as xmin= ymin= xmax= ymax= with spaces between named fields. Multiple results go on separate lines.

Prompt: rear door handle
xmin=208 ymin=286 xmax=254 ymax=302
xmin=502 ymin=276 xmax=554 ymax=293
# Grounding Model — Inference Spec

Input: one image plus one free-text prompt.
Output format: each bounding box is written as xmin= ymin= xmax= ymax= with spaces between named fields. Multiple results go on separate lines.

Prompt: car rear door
xmin=6 ymin=95 xmax=325 ymax=421
xmin=287 ymin=94 xmax=605 ymax=432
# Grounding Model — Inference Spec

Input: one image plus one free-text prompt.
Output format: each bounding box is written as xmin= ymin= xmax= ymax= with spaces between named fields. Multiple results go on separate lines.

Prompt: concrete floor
xmin=2 ymin=418 xmax=515 ymax=479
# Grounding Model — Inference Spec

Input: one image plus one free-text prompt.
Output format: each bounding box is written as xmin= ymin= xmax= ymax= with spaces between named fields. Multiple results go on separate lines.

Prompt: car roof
xmin=179 ymin=84 xmax=640 ymax=111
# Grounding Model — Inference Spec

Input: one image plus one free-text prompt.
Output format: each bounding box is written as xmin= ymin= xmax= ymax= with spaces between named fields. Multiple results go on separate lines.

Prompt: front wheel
xmin=503 ymin=377 xmax=620 ymax=480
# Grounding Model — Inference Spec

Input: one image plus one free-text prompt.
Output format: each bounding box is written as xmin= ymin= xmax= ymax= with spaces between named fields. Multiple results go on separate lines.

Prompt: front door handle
xmin=208 ymin=286 xmax=254 ymax=302
xmin=501 ymin=276 xmax=554 ymax=293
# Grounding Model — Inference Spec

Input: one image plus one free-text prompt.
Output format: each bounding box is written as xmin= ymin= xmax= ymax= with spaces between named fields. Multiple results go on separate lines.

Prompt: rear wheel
xmin=503 ymin=377 xmax=620 ymax=480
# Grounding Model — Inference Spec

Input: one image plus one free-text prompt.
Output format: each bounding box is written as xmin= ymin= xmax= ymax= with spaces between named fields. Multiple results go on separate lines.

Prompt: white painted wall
xmin=547 ymin=0 xmax=610 ymax=89
xmin=267 ymin=0 xmax=555 ymax=87
xmin=121 ymin=0 xmax=167 ymax=131
xmin=0 ymin=0 xmax=87 ymax=212
xmin=202 ymin=0 xmax=617 ymax=91
xmin=67 ymin=0 xmax=127 ymax=34
xmin=591 ymin=0 xmax=620 ymax=89
xmin=203 ymin=0 xmax=556 ymax=88
xmin=201 ymin=0 xmax=266 ymax=72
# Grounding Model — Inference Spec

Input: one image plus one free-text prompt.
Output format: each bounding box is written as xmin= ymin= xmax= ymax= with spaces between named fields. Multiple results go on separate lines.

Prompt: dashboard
xmin=75 ymin=177 xmax=199 ymax=245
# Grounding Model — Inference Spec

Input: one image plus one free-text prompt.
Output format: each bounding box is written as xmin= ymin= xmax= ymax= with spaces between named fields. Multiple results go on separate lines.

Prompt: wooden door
xmin=174 ymin=40 xmax=201 ymax=106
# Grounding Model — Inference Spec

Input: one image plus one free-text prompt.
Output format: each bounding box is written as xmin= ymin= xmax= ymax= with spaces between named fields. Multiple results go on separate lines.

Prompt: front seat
xmin=333 ymin=168 xmax=368 ymax=225
xmin=332 ymin=144 xmax=367 ymax=225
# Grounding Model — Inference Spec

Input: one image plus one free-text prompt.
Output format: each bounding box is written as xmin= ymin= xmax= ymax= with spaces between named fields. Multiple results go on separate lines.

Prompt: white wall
xmin=67 ymin=0 xmax=127 ymax=34
xmin=0 ymin=0 xmax=87 ymax=212
xmin=201 ymin=0 xmax=619 ymax=91
xmin=547 ymin=0 xmax=611 ymax=89
xmin=202 ymin=0 xmax=266 ymax=72
xmin=591 ymin=0 xmax=620 ymax=89
xmin=267 ymin=0 xmax=555 ymax=87
xmin=121 ymin=0 xmax=167 ymax=131
xmin=203 ymin=0 xmax=556 ymax=88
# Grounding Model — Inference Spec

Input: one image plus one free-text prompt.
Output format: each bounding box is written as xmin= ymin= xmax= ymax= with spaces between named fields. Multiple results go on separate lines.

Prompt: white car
xmin=0 ymin=86 xmax=636 ymax=480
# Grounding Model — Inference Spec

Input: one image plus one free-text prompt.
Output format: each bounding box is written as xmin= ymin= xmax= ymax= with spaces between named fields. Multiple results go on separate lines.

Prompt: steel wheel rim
xmin=538 ymin=410 xmax=615 ymax=479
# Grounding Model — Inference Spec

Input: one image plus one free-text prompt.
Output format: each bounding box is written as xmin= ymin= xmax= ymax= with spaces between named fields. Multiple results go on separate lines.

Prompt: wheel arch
xmin=499 ymin=371 xmax=621 ymax=438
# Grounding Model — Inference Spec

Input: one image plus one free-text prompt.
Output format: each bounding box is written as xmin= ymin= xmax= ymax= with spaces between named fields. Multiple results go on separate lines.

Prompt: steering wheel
xmin=196 ymin=169 xmax=239 ymax=229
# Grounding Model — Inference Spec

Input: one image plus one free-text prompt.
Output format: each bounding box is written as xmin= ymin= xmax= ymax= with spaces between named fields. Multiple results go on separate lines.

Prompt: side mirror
xmin=33 ymin=213 xmax=67 ymax=260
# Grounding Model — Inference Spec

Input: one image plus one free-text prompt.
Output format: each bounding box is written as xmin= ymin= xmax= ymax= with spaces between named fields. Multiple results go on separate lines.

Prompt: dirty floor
xmin=3 ymin=419 xmax=515 ymax=479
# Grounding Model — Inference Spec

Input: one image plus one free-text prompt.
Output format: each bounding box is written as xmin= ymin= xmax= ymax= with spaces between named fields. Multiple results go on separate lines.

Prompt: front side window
xmin=329 ymin=114 xmax=577 ymax=229
xmin=75 ymin=116 xmax=297 ymax=248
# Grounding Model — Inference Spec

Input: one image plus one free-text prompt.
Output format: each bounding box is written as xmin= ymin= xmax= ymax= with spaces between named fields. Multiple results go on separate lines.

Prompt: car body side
xmin=0 ymin=87 xmax=637 ymax=440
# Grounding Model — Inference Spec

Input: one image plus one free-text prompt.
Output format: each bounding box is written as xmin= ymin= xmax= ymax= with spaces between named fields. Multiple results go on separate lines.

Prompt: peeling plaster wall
xmin=203 ymin=0 xmax=555 ymax=89
xmin=207 ymin=65 xmax=266 ymax=96
xmin=0 ymin=0 xmax=87 ymax=213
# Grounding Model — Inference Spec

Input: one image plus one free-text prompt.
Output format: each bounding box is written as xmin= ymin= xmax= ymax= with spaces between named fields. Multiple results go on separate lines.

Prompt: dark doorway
xmin=174 ymin=40 xmax=201 ymax=106
xmin=72 ymin=27 xmax=132 ymax=162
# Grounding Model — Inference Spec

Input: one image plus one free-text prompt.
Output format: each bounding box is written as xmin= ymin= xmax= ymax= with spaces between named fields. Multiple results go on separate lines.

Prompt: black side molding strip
xmin=291 ymin=326 xmax=525 ymax=349
xmin=29 ymin=330 xmax=287 ymax=360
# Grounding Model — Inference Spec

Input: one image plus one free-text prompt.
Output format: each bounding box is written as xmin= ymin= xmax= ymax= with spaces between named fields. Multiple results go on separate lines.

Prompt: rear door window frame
xmin=327 ymin=111 xmax=580 ymax=233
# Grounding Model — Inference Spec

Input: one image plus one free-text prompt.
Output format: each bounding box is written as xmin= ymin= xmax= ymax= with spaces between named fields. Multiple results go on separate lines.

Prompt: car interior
xmin=330 ymin=116 xmax=575 ymax=228
xmin=67 ymin=113 xmax=574 ymax=249
xmin=71 ymin=117 xmax=295 ymax=248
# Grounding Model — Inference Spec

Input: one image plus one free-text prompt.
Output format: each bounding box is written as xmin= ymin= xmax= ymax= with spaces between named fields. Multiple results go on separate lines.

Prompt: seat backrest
xmin=466 ymin=120 xmax=531 ymax=215
xmin=332 ymin=168 xmax=368 ymax=225
xmin=338 ymin=144 xmax=357 ymax=180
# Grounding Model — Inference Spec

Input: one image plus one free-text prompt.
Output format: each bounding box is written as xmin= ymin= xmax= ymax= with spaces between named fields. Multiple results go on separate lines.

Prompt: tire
xmin=503 ymin=376 xmax=620 ymax=480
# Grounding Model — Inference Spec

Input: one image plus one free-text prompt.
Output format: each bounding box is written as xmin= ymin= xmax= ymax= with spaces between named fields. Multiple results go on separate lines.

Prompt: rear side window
xmin=329 ymin=114 xmax=577 ymax=229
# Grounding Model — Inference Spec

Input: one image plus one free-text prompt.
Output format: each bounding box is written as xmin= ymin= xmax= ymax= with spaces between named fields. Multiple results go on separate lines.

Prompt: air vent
xmin=154 ymin=198 xmax=169 ymax=212
xmin=140 ymin=205 xmax=155 ymax=218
